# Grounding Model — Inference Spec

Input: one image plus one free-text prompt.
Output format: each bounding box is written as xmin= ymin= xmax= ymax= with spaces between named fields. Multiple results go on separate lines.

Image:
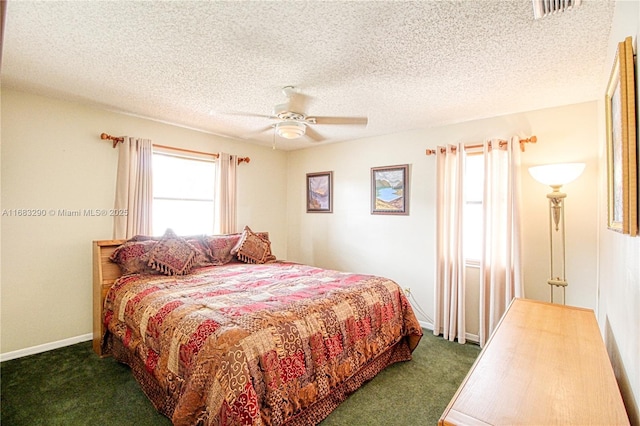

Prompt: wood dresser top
xmin=439 ymin=298 xmax=629 ymax=426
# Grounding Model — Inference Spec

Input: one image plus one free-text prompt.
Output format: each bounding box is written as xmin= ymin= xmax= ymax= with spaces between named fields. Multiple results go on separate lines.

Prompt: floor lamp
xmin=528 ymin=163 xmax=585 ymax=304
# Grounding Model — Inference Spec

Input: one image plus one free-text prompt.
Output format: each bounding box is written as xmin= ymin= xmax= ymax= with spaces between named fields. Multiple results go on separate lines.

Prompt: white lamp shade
xmin=276 ymin=121 xmax=306 ymax=139
xmin=528 ymin=163 xmax=585 ymax=187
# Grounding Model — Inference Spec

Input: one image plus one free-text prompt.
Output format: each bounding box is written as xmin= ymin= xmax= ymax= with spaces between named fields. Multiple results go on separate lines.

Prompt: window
xmin=152 ymin=150 xmax=216 ymax=236
xmin=463 ymin=153 xmax=484 ymax=262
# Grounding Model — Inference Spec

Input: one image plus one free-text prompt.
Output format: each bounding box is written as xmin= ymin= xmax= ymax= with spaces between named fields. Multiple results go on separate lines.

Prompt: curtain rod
xmin=100 ymin=133 xmax=250 ymax=164
xmin=425 ymin=136 xmax=537 ymax=156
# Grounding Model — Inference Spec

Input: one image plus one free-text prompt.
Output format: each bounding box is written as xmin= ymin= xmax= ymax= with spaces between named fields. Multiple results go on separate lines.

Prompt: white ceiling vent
xmin=533 ymin=0 xmax=582 ymax=19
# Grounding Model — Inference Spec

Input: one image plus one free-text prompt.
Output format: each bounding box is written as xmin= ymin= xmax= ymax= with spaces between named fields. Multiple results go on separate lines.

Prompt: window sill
xmin=465 ymin=259 xmax=480 ymax=269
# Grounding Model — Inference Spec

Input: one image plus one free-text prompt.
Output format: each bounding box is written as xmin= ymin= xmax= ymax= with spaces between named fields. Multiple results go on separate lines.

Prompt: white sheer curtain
xmin=479 ymin=137 xmax=524 ymax=347
xmin=434 ymin=144 xmax=466 ymax=344
xmin=113 ymin=137 xmax=153 ymax=239
xmin=214 ymin=152 xmax=238 ymax=234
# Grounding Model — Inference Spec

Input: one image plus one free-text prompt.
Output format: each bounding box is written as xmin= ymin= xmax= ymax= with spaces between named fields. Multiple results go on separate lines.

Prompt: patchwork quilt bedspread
xmin=103 ymin=262 xmax=423 ymax=425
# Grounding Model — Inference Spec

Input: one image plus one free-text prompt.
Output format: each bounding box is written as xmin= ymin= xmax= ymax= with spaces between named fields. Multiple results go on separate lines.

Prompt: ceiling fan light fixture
xmin=276 ymin=121 xmax=306 ymax=139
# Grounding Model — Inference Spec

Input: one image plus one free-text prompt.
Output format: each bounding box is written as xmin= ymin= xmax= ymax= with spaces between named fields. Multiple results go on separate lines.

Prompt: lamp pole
xmin=546 ymin=185 xmax=567 ymax=304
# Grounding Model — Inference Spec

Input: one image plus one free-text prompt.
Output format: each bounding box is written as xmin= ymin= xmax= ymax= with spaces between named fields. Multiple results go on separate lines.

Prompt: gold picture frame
xmin=605 ymin=36 xmax=638 ymax=236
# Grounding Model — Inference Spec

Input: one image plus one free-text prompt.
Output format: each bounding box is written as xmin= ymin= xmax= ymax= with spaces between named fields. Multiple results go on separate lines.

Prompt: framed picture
xmin=371 ymin=164 xmax=409 ymax=215
xmin=306 ymin=171 xmax=333 ymax=213
xmin=605 ymin=36 xmax=638 ymax=236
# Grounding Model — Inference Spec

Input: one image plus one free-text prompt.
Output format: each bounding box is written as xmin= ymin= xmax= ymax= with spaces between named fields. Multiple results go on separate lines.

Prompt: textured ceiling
xmin=2 ymin=0 xmax=616 ymax=151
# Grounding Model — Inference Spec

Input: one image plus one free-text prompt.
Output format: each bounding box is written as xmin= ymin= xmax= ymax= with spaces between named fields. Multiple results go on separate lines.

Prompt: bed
xmin=93 ymin=228 xmax=423 ymax=425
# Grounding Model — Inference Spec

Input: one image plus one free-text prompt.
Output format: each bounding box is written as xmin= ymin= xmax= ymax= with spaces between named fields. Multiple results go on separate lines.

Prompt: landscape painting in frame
xmin=306 ymin=171 xmax=333 ymax=213
xmin=371 ymin=164 xmax=409 ymax=215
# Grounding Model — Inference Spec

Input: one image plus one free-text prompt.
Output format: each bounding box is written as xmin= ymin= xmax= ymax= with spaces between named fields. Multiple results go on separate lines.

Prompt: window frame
xmin=151 ymin=146 xmax=217 ymax=236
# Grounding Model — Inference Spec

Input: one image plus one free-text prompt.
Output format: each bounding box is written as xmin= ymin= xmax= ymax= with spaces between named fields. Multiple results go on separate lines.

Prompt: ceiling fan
xmin=233 ymin=86 xmax=368 ymax=143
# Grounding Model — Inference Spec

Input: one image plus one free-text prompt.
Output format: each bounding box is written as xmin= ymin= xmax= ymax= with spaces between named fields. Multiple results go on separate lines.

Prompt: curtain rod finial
xmin=100 ymin=132 xmax=124 ymax=148
xmin=520 ymin=135 xmax=537 ymax=152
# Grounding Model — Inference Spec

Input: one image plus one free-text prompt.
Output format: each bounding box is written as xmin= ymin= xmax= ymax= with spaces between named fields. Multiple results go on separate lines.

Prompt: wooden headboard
xmin=92 ymin=239 xmax=125 ymax=357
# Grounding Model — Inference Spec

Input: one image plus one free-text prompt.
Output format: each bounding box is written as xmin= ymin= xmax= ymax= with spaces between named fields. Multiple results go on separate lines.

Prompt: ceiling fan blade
xmin=310 ymin=116 xmax=368 ymax=126
xmin=304 ymin=126 xmax=325 ymax=143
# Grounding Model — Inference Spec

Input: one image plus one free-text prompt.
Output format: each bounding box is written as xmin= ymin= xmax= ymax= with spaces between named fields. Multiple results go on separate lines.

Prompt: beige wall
xmin=596 ymin=1 xmax=640 ymax=423
xmin=286 ymin=101 xmax=600 ymax=338
xmin=0 ymin=88 xmax=288 ymax=355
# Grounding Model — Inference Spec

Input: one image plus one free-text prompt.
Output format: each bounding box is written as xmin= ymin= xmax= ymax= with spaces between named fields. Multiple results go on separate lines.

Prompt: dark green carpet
xmin=1 ymin=332 xmax=479 ymax=425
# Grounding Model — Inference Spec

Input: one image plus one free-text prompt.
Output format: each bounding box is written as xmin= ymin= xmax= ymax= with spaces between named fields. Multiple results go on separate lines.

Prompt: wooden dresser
xmin=439 ymin=298 xmax=629 ymax=425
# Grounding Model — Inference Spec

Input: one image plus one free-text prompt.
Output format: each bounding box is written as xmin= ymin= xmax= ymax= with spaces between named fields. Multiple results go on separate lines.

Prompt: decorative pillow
xmin=147 ymin=229 xmax=198 ymax=275
xmin=203 ymin=233 xmax=242 ymax=266
xmin=109 ymin=239 xmax=159 ymax=275
xmin=185 ymin=236 xmax=213 ymax=269
xmin=129 ymin=234 xmax=211 ymax=268
xmin=231 ymin=226 xmax=276 ymax=264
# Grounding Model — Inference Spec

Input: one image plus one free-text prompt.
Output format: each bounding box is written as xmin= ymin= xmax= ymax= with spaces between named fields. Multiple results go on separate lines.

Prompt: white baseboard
xmin=465 ymin=332 xmax=480 ymax=344
xmin=427 ymin=323 xmax=480 ymax=345
xmin=0 ymin=333 xmax=93 ymax=362
xmin=419 ymin=320 xmax=434 ymax=330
